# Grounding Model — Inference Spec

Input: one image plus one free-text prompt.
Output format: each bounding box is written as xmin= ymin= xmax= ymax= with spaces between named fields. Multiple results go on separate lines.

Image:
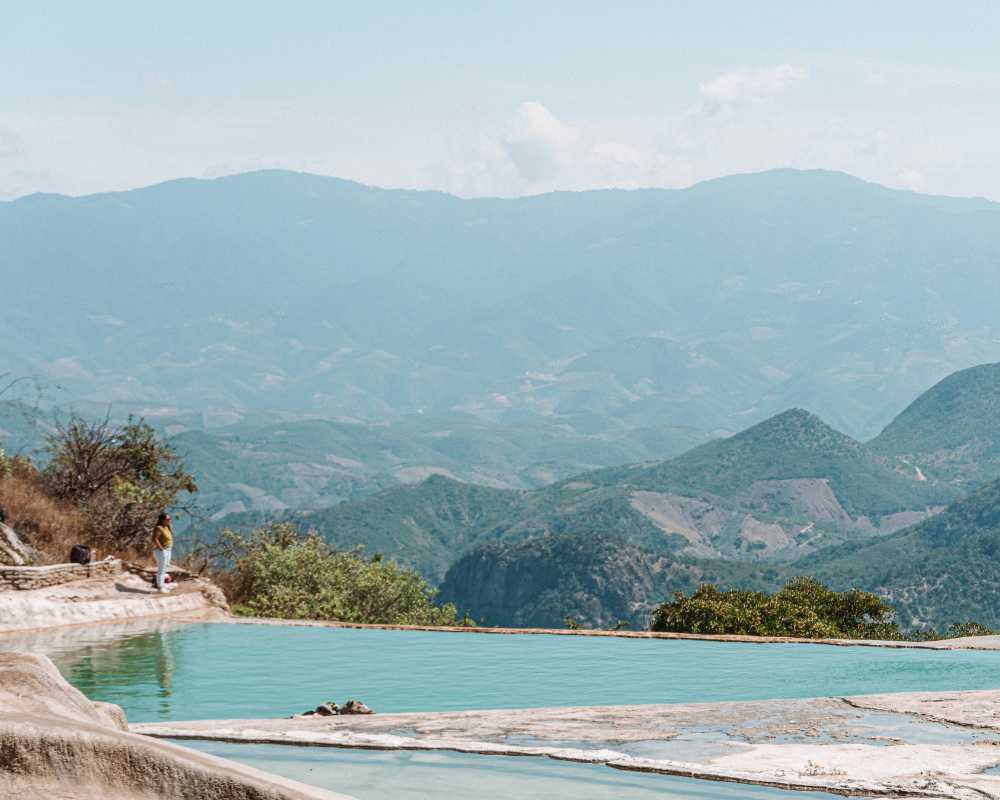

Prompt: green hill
xmin=589 ymin=409 xmax=953 ymax=518
xmin=800 ymin=478 xmax=1000 ymax=629
xmin=205 ymin=408 xmax=955 ymax=579
xmin=870 ymin=362 xmax=1000 ymax=488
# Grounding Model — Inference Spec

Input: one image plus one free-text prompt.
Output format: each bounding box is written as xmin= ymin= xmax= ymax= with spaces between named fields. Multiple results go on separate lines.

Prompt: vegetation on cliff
xmin=213 ymin=522 xmax=466 ymax=625
xmin=439 ymin=533 xmax=786 ymax=629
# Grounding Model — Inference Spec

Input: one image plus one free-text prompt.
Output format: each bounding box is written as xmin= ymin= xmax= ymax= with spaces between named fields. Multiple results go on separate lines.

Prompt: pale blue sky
xmin=2 ymin=1 xmax=999 ymax=199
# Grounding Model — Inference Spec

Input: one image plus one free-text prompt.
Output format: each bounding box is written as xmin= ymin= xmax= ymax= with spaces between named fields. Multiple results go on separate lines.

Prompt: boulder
xmin=341 ymin=699 xmax=374 ymax=715
xmin=0 ymin=522 xmax=32 ymax=566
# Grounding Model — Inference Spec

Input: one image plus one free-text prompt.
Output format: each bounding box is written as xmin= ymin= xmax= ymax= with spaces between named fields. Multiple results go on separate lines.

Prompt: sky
xmin=2 ymin=1 xmax=1000 ymax=201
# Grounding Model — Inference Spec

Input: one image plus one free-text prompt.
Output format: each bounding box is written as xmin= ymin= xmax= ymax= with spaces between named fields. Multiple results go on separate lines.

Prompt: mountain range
xmin=7 ymin=168 xmax=1000 ymax=630
xmin=5 ymin=167 xmax=1000 ymax=449
xmin=202 ymin=362 xmax=1000 ymax=629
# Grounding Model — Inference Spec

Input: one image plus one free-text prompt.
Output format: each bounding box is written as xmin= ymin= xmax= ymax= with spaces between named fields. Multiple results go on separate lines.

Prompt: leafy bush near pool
xmin=650 ymin=578 xmax=998 ymax=640
xmin=216 ymin=523 xmax=465 ymax=625
xmin=650 ymin=578 xmax=902 ymax=640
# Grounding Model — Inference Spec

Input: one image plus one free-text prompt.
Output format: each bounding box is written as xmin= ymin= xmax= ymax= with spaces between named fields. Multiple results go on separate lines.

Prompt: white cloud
xmin=897 ymin=168 xmax=927 ymax=192
xmin=698 ymin=64 xmax=809 ymax=112
xmin=4 ymin=62 xmax=1000 ymax=203
xmin=501 ymin=101 xmax=580 ymax=182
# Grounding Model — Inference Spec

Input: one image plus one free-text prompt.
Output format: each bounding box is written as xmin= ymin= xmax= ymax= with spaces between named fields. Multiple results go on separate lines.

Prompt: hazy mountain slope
xmin=438 ymin=534 xmax=787 ymax=629
xmin=172 ymin=413 xmax=710 ymax=517
xmin=0 ymin=400 xmax=709 ymax=519
xmin=6 ymin=168 xmax=1000 ymax=439
xmin=801 ymin=478 xmax=1000 ymax=629
xmin=869 ymin=362 xmax=1000 ymax=488
xmin=206 ymin=476 xmax=674 ymax=582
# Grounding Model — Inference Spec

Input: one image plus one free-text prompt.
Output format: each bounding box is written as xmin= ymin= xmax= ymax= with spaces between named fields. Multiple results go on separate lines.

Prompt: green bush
xmin=650 ymin=577 xmax=902 ymax=640
xmin=217 ymin=523 xmax=465 ymax=626
xmin=946 ymin=621 xmax=997 ymax=638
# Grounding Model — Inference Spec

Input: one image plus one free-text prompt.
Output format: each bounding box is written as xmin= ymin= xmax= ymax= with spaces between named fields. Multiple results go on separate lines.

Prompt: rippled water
xmin=184 ymin=741 xmax=848 ymax=800
xmin=9 ymin=620 xmax=1000 ymax=723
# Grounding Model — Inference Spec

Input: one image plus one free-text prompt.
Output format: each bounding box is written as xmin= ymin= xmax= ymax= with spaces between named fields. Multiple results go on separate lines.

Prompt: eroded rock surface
xmin=0 ymin=652 xmax=353 ymax=800
xmin=0 ymin=569 xmax=228 ymax=633
xmin=136 ymin=695 xmax=1000 ymax=798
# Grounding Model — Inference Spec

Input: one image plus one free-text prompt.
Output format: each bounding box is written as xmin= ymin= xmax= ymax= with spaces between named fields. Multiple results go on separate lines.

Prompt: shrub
xmin=946 ymin=621 xmax=997 ymax=638
xmin=215 ymin=523 xmax=465 ymax=626
xmin=650 ymin=577 xmax=902 ymax=640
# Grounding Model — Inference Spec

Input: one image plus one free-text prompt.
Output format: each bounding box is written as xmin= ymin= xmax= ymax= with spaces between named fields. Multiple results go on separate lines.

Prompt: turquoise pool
xmin=184 ymin=741 xmax=848 ymax=800
xmin=15 ymin=620 xmax=1000 ymax=723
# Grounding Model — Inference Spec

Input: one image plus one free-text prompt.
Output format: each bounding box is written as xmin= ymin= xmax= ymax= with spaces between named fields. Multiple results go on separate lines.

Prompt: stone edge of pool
xmin=219 ymin=615 xmax=1000 ymax=652
xmin=4 ymin=573 xmax=1000 ymax=653
xmin=132 ymin=692 xmax=1000 ymax=800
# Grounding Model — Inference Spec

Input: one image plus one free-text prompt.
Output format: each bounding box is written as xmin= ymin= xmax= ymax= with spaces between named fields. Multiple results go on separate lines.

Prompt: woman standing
xmin=152 ymin=512 xmax=174 ymax=593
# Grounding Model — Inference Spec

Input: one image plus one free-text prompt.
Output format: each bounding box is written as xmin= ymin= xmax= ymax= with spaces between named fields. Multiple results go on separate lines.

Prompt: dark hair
xmin=156 ymin=512 xmax=170 ymax=526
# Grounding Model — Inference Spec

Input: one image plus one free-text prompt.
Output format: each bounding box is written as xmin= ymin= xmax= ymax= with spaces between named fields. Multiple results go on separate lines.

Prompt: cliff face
xmin=438 ymin=535 xmax=698 ymax=629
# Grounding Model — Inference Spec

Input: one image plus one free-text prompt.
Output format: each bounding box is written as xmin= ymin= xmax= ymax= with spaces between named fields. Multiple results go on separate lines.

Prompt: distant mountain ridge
xmin=6 ymin=167 xmax=1000 ymax=444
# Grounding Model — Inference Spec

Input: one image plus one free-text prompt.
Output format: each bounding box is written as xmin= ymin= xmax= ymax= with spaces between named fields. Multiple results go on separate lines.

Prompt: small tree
xmin=43 ymin=414 xmax=197 ymax=550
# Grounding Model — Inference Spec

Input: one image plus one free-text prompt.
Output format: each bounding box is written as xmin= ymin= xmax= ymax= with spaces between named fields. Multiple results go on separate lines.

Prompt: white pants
xmin=154 ymin=547 xmax=171 ymax=589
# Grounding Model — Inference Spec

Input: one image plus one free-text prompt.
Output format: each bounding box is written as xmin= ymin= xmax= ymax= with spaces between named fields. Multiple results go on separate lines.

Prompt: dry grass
xmin=0 ymin=470 xmax=150 ymax=566
xmin=0 ymin=472 xmax=88 ymax=564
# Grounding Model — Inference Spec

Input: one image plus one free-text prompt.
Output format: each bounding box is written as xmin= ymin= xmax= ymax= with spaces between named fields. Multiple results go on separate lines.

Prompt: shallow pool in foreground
xmin=11 ymin=620 xmax=1000 ymax=723
xmin=184 ymin=741 xmax=848 ymax=800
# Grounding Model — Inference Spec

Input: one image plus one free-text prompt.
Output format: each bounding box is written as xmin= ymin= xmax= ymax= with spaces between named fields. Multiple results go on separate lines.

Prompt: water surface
xmin=185 ymin=741 xmax=850 ymax=800
xmin=11 ymin=620 xmax=1000 ymax=723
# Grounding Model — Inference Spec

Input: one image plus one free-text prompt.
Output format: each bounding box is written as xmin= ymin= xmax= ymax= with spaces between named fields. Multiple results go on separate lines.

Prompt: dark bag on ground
xmin=69 ymin=544 xmax=92 ymax=565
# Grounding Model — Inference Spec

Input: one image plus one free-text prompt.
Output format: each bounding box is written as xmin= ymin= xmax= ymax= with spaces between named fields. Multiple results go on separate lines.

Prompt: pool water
xmin=184 ymin=741 xmax=849 ymax=800
xmin=14 ymin=620 xmax=1000 ymax=723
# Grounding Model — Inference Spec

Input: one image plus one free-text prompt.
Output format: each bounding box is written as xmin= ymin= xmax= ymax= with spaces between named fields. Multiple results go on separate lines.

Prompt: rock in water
xmin=341 ymin=699 xmax=374 ymax=715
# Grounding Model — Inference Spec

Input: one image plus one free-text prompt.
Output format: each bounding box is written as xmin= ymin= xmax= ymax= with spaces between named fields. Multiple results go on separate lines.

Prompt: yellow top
xmin=153 ymin=524 xmax=173 ymax=550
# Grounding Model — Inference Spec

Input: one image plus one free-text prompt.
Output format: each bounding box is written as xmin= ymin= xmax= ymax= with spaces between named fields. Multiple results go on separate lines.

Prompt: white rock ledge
xmin=134 ymin=695 xmax=1000 ymax=799
xmin=0 ymin=570 xmax=226 ymax=634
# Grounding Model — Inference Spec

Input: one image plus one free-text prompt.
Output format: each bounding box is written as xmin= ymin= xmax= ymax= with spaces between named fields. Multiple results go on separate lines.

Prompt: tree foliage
xmin=214 ymin=522 xmax=466 ymax=626
xmin=650 ymin=577 xmax=902 ymax=640
xmin=43 ymin=414 xmax=197 ymax=549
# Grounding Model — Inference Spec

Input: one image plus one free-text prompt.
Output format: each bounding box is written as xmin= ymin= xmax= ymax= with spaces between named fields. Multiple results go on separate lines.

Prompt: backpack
xmin=69 ymin=544 xmax=92 ymax=565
